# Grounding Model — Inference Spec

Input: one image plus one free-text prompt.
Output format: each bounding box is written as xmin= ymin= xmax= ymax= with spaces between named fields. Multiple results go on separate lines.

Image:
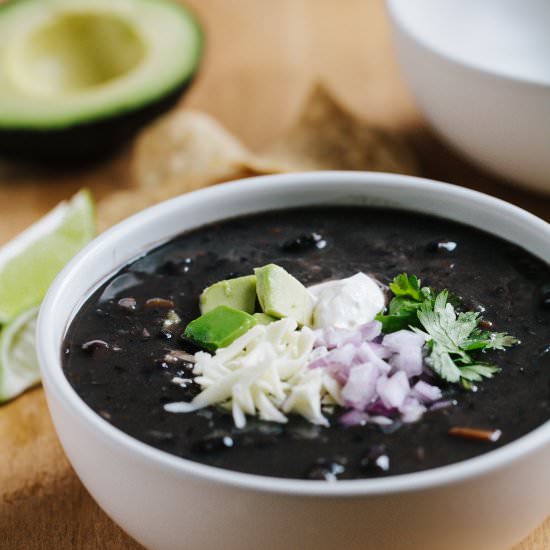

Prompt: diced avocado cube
xmin=199 ymin=274 xmax=257 ymax=314
xmin=254 ymin=264 xmax=314 ymax=327
xmin=184 ymin=305 xmax=257 ymax=352
xmin=253 ymin=312 xmax=278 ymax=325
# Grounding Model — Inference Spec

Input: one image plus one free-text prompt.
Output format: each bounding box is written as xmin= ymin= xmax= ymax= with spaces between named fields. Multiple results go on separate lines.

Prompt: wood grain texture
xmin=0 ymin=1 xmax=548 ymax=548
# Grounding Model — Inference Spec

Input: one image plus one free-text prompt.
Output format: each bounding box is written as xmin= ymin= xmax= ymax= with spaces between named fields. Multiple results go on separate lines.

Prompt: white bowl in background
xmin=37 ymin=172 xmax=550 ymax=550
xmin=387 ymin=0 xmax=550 ymax=194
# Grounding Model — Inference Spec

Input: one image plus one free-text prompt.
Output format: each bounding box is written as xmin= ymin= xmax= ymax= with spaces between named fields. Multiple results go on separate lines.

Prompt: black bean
xmin=145 ymin=297 xmax=175 ymax=309
xmin=81 ymin=339 xmax=110 ymax=355
xmin=282 ymin=232 xmax=326 ymax=253
xmin=117 ymin=297 xmax=137 ymax=312
xmin=478 ymin=319 xmax=494 ymax=330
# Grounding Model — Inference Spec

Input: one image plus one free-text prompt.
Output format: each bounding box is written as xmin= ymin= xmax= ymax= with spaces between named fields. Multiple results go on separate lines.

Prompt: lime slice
xmin=0 ymin=189 xmax=94 ymax=323
xmin=0 ymin=307 xmax=40 ymax=402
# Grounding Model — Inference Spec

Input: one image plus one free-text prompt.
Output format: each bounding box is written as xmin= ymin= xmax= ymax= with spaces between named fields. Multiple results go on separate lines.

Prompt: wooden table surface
xmin=1 ymin=1 xmax=549 ymax=548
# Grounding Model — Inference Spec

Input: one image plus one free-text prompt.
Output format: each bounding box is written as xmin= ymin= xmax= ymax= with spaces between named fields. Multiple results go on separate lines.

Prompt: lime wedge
xmin=0 ymin=189 xmax=94 ymax=323
xmin=0 ymin=307 xmax=40 ymax=402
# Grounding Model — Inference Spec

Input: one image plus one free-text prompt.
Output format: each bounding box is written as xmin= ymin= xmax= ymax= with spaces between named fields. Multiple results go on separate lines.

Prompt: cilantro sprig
xmin=376 ymin=274 xmax=518 ymax=388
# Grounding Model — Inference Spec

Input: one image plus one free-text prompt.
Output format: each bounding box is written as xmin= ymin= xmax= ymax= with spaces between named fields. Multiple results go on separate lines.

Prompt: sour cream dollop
xmin=308 ymin=272 xmax=385 ymax=329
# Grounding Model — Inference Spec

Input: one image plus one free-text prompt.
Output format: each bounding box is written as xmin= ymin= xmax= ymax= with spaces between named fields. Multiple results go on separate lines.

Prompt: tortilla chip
xmin=132 ymin=84 xmax=418 ymax=191
xmin=132 ymin=109 xmax=271 ymax=191
xmin=253 ymin=84 xmax=419 ymax=174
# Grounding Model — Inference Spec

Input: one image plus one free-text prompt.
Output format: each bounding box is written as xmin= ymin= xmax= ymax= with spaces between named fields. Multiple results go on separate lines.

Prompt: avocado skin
xmin=0 ymin=78 xmax=195 ymax=164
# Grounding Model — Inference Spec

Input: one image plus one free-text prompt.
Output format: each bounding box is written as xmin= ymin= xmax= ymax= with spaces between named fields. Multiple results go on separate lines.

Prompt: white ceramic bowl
xmin=37 ymin=172 xmax=550 ymax=550
xmin=387 ymin=0 xmax=550 ymax=194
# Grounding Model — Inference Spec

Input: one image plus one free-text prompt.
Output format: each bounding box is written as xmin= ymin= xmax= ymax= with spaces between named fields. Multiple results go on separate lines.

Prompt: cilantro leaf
xmin=416 ymin=291 xmax=472 ymax=363
xmin=376 ymin=274 xmax=430 ymax=332
xmin=424 ymin=340 xmax=462 ymax=383
xmin=484 ymin=333 xmax=518 ymax=350
xmin=375 ymin=313 xmax=415 ymax=333
xmin=459 ymin=364 xmax=501 ymax=382
xmin=416 ymin=290 xmax=516 ymax=384
xmin=380 ymin=274 xmax=517 ymax=387
xmin=462 ymin=331 xmax=518 ymax=351
xmin=376 ymin=296 xmax=423 ymax=332
xmin=389 ymin=273 xmax=422 ymax=301
xmin=388 ymin=296 xmax=421 ymax=315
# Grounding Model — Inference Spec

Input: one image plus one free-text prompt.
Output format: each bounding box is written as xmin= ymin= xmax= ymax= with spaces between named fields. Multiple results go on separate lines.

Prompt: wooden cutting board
xmin=1 ymin=1 xmax=548 ymax=548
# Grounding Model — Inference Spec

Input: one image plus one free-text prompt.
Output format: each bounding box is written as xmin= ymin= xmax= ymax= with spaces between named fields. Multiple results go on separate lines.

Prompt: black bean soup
xmin=63 ymin=207 xmax=550 ymax=480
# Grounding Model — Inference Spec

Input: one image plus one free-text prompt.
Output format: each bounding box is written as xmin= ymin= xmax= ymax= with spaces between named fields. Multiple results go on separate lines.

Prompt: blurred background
xmin=0 ymin=0 xmax=548 ymax=246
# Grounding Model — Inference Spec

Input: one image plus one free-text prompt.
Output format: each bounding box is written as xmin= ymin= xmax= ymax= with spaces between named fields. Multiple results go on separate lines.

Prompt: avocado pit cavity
xmin=14 ymin=13 xmax=145 ymax=97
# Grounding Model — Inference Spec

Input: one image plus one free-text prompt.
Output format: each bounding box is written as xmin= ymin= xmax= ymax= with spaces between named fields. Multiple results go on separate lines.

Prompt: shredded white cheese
xmin=164 ymin=272 xmax=394 ymax=428
xmin=164 ymin=318 xmax=336 ymax=428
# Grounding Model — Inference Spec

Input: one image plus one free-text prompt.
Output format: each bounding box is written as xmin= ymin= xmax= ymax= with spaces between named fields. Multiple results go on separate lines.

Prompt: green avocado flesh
xmin=0 ymin=0 xmax=202 ymax=127
xmin=0 ymin=0 xmax=202 ymax=159
xmin=253 ymin=312 xmax=277 ymax=325
xmin=184 ymin=306 xmax=257 ymax=353
xmin=200 ymin=275 xmax=257 ymax=315
xmin=254 ymin=264 xmax=314 ymax=327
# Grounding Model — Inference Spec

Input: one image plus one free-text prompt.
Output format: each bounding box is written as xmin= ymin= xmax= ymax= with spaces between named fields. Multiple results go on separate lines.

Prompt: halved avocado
xmin=0 ymin=0 xmax=203 ymax=162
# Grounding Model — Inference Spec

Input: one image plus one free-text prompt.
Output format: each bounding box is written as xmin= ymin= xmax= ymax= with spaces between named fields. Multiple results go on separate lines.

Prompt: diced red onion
xmin=382 ymin=330 xmax=426 ymax=350
xmin=357 ymin=342 xmax=392 ymax=374
xmin=342 ymin=363 xmax=380 ymax=410
xmin=324 ymin=326 xmax=362 ymax=349
xmin=326 ymin=362 xmax=351 ymax=386
xmin=327 ymin=343 xmax=357 ymax=366
xmin=315 ymin=321 xmax=382 ymax=351
xmin=310 ymin=318 xmax=436 ymax=427
xmin=376 ymin=371 xmax=410 ymax=409
xmin=382 ymin=330 xmax=426 ymax=377
xmin=367 ymin=342 xmax=393 ymax=360
xmin=366 ymin=400 xmax=397 ymax=417
xmin=413 ymin=380 xmax=443 ymax=403
xmin=358 ymin=320 xmax=382 ymax=342
xmin=369 ymin=415 xmax=394 ymax=426
xmin=389 ymin=345 xmax=424 ymax=377
xmin=339 ymin=409 xmax=369 ymax=427
xmin=399 ymin=396 xmax=427 ymax=423
xmin=308 ymin=356 xmax=328 ymax=370
xmin=313 ymin=329 xmax=327 ymax=348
